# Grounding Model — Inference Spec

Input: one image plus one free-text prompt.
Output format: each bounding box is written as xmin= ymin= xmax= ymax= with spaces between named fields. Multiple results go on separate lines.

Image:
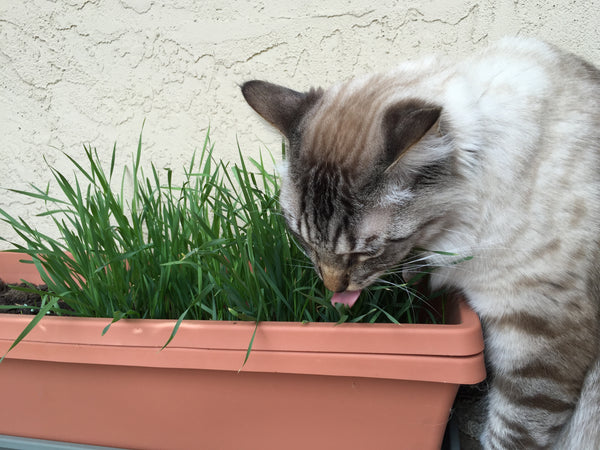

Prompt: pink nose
xmin=320 ymin=266 xmax=348 ymax=292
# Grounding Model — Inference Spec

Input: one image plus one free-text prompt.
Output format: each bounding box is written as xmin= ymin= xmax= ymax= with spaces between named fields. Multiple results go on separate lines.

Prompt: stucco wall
xmin=1 ymin=0 xmax=599 ymax=249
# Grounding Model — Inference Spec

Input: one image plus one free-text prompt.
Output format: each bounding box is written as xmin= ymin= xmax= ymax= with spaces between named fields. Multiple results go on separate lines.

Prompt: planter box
xmin=0 ymin=252 xmax=485 ymax=450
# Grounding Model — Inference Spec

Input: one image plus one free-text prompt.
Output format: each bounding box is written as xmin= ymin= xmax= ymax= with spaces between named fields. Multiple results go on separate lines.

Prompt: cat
xmin=241 ymin=37 xmax=600 ymax=449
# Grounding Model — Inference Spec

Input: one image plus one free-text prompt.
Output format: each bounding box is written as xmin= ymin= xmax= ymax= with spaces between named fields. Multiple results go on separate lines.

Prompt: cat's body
xmin=242 ymin=37 xmax=600 ymax=449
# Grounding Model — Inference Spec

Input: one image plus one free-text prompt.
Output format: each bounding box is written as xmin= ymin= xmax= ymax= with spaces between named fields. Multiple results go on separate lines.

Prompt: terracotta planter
xmin=0 ymin=252 xmax=485 ymax=450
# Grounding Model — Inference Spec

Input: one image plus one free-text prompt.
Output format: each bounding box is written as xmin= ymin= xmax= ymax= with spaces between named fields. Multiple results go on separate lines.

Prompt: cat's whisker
xmin=373 ymin=278 xmax=434 ymax=309
xmin=405 ymin=261 xmax=478 ymax=277
xmin=289 ymin=239 xmax=309 ymax=258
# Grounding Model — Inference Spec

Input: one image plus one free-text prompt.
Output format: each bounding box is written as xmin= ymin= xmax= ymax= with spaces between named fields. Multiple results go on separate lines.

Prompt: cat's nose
xmin=320 ymin=265 xmax=349 ymax=292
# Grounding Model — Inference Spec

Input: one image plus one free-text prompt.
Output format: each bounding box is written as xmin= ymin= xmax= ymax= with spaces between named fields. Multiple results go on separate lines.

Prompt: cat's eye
xmin=388 ymin=236 xmax=411 ymax=244
xmin=350 ymin=248 xmax=385 ymax=261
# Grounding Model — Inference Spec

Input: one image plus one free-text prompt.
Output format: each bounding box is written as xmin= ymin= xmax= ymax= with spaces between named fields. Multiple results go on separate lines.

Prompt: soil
xmin=0 ymin=279 xmax=70 ymax=315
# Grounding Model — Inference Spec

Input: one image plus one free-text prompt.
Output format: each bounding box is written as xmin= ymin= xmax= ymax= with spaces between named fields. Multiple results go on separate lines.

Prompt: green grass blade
xmin=0 ymin=295 xmax=59 ymax=363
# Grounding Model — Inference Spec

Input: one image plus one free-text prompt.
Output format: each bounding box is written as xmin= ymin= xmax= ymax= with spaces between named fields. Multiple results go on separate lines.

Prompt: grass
xmin=0 ymin=131 xmax=438 ymax=356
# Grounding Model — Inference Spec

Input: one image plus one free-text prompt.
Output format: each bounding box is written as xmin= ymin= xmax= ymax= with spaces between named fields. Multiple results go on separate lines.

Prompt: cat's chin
xmin=330 ymin=290 xmax=362 ymax=308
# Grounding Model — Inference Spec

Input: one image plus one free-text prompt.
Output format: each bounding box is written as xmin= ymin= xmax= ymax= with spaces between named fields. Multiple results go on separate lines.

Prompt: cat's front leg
xmin=482 ymin=373 xmax=575 ymax=449
xmin=479 ymin=312 xmax=595 ymax=450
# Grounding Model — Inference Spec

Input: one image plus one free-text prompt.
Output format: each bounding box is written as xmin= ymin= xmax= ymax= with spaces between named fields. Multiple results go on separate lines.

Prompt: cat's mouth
xmin=331 ymin=290 xmax=362 ymax=308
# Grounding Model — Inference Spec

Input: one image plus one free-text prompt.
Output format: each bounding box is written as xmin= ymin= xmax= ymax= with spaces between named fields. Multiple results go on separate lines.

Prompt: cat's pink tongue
xmin=331 ymin=290 xmax=362 ymax=308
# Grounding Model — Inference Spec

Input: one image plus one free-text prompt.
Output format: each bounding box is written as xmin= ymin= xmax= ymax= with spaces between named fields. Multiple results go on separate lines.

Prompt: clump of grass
xmin=0 ymin=131 xmax=436 ymax=353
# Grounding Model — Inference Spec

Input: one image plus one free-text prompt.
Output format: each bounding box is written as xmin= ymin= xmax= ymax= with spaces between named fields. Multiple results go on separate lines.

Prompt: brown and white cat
xmin=241 ymin=37 xmax=600 ymax=449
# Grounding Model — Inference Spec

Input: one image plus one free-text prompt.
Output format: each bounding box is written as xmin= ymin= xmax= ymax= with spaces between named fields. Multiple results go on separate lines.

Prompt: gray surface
xmin=453 ymin=381 xmax=489 ymax=450
xmin=0 ymin=435 xmax=123 ymax=450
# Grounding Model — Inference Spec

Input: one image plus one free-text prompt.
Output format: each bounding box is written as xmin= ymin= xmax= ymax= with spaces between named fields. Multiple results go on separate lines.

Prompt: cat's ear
xmin=382 ymin=100 xmax=442 ymax=169
xmin=241 ymin=80 xmax=323 ymax=138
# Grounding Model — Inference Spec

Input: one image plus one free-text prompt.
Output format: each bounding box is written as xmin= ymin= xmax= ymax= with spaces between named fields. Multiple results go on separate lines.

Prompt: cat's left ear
xmin=241 ymin=80 xmax=323 ymax=138
xmin=382 ymin=100 xmax=442 ymax=170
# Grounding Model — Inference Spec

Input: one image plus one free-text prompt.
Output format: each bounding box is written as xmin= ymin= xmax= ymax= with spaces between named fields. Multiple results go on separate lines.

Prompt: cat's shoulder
xmin=491 ymin=36 xmax=557 ymax=55
xmin=464 ymin=36 xmax=562 ymax=70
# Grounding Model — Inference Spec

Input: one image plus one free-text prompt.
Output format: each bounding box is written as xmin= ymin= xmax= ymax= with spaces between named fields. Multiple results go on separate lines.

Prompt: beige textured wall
xmin=1 ymin=0 xmax=599 ymax=249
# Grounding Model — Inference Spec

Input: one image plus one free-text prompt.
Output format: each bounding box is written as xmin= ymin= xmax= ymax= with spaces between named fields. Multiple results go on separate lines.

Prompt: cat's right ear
xmin=241 ymin=80 xmax=322 ymax=138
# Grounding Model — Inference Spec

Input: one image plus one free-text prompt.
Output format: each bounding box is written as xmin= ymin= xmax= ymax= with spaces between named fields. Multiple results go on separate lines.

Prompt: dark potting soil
xmin=0 ymin=279 xmax=71 ymax=315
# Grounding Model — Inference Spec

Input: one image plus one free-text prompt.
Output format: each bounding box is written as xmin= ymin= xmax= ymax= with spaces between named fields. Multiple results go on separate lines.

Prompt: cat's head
xmin=242 ymin=78 xmax=460 ymax=299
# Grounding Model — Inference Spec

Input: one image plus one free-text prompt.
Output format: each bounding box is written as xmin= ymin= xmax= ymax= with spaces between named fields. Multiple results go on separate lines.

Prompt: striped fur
xmin=242 ymin=37 xmax=600 ymax=449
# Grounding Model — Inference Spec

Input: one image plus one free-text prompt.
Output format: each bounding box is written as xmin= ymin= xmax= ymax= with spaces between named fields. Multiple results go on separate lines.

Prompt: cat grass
xmin=0 ymin=131 xmax=437 ymax=352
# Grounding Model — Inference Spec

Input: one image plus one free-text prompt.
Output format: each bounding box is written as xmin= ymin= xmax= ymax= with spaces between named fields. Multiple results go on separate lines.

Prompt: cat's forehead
xmin=298 ymin=76 xmax=395 ymax=174
xmin=280 ymin=164 xmax=394 ymax=249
